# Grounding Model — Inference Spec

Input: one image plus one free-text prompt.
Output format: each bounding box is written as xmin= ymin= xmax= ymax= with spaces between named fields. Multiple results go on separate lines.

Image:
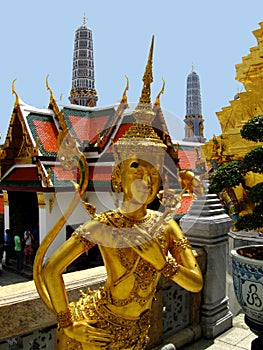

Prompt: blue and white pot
xmin=231 ymin=245 xmax=263 ymax=326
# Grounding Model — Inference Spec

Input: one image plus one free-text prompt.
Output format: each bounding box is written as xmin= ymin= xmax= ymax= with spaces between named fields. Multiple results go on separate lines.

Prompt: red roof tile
xmin=33 ymin=120 xmax=58 ymax=153
xmin=112 ymin=123 xmax=133 ymax=142
xmin=0 ymin=196 xmax=4 ymax=215
xmin=106 ymin=123 xmax=133 ymax=154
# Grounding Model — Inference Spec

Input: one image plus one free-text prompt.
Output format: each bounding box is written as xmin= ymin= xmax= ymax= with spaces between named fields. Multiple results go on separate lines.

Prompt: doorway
xmin=8 ymin=191 xmax=39 ymax=237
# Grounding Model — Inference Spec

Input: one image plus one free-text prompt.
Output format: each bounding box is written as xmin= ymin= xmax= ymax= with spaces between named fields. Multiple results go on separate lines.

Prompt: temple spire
xmin=183 ymin=67 xmax=206 ymax=143
xmin=133 ymin=35 xmax=155 ymax=125
xmin=68 ymin=19 xmax=98 ymax=107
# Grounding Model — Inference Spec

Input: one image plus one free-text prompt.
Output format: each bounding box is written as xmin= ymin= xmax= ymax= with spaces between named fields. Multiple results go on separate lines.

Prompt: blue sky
xmin=1 ymin=1 xmax=263 ymax=141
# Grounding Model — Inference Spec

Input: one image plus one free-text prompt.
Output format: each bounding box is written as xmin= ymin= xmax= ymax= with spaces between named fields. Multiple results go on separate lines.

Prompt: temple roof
xmin=0 ymin=89 xmax=206 ymax=213
xmin=0 ymin=97 xmax=180 ymax=191
xmin=0 ymin=166 xmax=41 ymax=191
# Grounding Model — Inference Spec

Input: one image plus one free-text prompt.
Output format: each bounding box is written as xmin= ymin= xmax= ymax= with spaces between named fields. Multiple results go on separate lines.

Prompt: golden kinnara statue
xmin=34 ymin=37 xmax=203 ymax=350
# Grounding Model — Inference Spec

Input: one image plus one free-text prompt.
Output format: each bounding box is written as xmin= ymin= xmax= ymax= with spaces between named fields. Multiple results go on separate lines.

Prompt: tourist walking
xmin=14 ymin=230 xmax=23 ymax=272
xmin=3 ymin=229 xmax=11 ymax=265
xmin=23 ymin=227 xmax=34 ymax=266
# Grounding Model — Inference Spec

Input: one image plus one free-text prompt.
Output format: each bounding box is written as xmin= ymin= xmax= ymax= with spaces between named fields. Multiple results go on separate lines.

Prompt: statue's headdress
xmin=112 ymin=36 xmax=167 ymax=164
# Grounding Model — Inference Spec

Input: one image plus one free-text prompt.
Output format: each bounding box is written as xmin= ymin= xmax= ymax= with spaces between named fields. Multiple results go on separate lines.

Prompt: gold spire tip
xmin=139 ymin=35 xmax=154 ymax=105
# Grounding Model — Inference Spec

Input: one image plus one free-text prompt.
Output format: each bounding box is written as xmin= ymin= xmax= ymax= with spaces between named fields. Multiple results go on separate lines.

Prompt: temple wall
xmin=39 ymin=191 xmax=122 ymax=259
xmin=40 ymin=192 xmax=90 ymax=259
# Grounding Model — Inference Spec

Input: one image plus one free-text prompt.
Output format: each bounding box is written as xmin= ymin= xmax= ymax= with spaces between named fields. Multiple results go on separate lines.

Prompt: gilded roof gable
xmin=202 ymin=22 xmax=263 ymax=163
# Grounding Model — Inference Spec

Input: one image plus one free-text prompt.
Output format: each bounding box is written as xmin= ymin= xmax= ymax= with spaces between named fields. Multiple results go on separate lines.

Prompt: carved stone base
xmin=201 ymin=297 xmax=233 ymax=338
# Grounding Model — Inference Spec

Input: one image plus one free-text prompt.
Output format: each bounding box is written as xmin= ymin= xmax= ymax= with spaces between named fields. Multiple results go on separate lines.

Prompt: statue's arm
xmin=42 ymin=220 xmax=101 ymax=314
xmin=42 ymin=233 xmax=88 ymax=314
xmin=165 ymin=220 xmax=203 ymax=293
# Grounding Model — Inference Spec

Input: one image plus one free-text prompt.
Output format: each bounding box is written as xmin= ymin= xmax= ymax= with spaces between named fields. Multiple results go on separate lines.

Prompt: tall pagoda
xmin=183 ymin=67 xmax=205 ymax=143
xmin=68 ymin=16 xmax=98 ymax=107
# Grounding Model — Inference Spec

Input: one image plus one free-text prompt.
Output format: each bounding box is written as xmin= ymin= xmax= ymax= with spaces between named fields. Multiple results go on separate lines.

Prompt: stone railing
xmin=0 ymin=249 xmax=206 ymax=350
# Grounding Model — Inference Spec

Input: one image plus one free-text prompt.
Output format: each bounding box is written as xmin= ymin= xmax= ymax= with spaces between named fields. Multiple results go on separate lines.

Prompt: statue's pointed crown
xmin=113 ymin=36 xmax=167 ymax=163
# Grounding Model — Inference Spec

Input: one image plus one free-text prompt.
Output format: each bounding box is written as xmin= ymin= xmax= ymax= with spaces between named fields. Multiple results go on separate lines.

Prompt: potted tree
xmin=209 ymin=115 xmax=263 ymax=350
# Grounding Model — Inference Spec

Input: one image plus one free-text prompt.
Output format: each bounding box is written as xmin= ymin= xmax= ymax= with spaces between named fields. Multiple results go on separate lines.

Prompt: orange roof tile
xmin=68 ymin=115 xmax=110 ymax=142
xmin=50 ymin=166 xmax=78 ymax=181
xmin=49 ymin=165 xmax=112 ymax=183
xmin=175 ymin=195 xmax=193 ymax=215
xmin=178 ymin=150 xmax=197 ymax=170
xmin=33 ymin=120 xmax=59 ymax=153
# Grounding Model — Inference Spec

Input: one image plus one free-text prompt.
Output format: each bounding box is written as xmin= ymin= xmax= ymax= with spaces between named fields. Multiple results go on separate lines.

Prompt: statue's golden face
xmin=120 ymin=158 xmax=162 ymax=205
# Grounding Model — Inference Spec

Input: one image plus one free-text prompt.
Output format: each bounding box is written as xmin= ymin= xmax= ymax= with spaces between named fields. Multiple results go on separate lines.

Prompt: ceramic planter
xmin=231 ymin=245 xmax=263 ymax=349
xmin=231 ymin=245 xmax=263 ymax=324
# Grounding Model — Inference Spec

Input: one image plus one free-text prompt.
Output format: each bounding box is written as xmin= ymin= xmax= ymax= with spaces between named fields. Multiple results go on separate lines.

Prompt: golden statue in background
xmin=34 ymin=36 xmax=203 ymax=350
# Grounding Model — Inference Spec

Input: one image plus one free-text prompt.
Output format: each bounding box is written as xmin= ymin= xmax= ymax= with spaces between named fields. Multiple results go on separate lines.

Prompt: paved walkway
xmin=0 ymin=268 xmax=28 ymax=285
xmin=180 ymin=313 xmax=256 ymax=349
xmin=0 ymin=263 xmax=257 ymax=349
xmin=0 ymin=259 xmax=33 ymax=286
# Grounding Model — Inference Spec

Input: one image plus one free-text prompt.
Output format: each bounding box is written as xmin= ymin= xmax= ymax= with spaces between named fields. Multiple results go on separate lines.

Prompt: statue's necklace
xmin=115 ymin=209 xmax=152 ymax=225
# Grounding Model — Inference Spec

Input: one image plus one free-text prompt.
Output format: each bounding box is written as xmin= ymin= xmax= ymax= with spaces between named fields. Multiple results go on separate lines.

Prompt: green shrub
xmin=210 ymin=115 xmax=263 ymax=232
xmin=209 ymin=161 xmax=243 ymax=194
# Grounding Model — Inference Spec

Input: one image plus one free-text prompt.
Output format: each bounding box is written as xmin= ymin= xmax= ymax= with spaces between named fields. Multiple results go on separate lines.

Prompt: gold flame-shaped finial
xmin=46 ymin=75 xmax=53 ymax=96
xmin=11 ymin=78 xmax=19 ymax=106
xmin=139 ymin=35 xmax=154 ymax=105
xmin=46 ymin=74 xmax=56 ymax=107
xmin=121 ymin=75 xmax=129 ymax=104
xmin=155 ymin=77 xmax=166 ymax=107
xmin=83 ymin=14 xmax=87 ymax=26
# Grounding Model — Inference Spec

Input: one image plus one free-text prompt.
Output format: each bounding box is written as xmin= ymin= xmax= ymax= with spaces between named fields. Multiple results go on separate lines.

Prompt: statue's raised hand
xmin=64 ymin=320 xmax=114 ymax=346
xmin=123 ymin=226 xmax=166 ymax=270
